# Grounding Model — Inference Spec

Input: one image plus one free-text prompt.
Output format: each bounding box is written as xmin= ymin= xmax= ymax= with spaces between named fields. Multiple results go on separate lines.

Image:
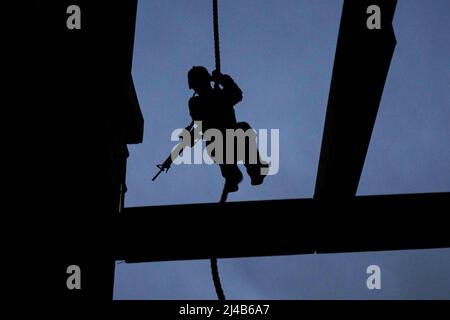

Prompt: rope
xmin=213 ymin=0 xmax=221 ymax=73
xmin=210 ymin=0 xmax=227 ymax=301
xmin=210 ymin=258 xmax=226 ymax=301
xmin=210 ymin=182 xmax=228 ymax=300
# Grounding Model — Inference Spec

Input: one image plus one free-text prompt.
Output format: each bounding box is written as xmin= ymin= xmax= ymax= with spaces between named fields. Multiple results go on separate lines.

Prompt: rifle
xmin=152 ymin=121 xmax=195 ymax=181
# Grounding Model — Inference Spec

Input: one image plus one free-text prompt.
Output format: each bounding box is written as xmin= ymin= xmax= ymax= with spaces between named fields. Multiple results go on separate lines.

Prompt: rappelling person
xmin=187 ymin=66 xmax=269 ymax=193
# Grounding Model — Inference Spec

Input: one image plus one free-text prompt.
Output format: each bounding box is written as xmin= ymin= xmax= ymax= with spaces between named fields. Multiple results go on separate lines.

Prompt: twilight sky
xmin=114 ymin=0 xmax=450 ymax=299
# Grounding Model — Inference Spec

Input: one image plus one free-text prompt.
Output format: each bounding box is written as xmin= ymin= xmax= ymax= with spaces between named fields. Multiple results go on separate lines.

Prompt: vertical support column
xmin=314 ymin=0 xmax=398 ymax=200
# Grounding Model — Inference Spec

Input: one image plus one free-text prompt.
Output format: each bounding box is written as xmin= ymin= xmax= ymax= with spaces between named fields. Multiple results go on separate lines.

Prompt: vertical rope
xmin=211 ymin=183 xmax=228 ymax=301
xmin=213 ymin=0 xmax=221 ymax=73
xmin=210 ymin=258 xmax=226 ymax=301
xmin=211 ymin=0 xmax=226 ymax=301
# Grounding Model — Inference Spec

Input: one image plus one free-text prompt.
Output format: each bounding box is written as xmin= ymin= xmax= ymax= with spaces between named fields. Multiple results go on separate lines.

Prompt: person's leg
xmin=219 ymin=164 xmax=243 ymax=193
xmin=234 ymin=122 xmax=269 ymax=185
xmin=207 ymin=138 xmax=243 ymax=193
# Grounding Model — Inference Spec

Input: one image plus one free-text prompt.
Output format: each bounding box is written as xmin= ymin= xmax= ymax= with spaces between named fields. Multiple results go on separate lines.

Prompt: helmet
xmin=188 ymin=66 xmax=211 ymax=90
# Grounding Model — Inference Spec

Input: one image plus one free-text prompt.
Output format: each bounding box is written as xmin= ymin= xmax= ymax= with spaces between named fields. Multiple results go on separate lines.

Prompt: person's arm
xmin=187 ymin=97 xmax=201 ymax=147
xmin=212 ymin=70 xmax=243 ymax=107
xmin=189 ymin=96 xmax=201 ymax=121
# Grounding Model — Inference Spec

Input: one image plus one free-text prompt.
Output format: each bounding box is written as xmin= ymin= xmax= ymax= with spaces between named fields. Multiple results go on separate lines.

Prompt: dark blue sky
xmin=114 ymin=0 xmax=450 ymax=299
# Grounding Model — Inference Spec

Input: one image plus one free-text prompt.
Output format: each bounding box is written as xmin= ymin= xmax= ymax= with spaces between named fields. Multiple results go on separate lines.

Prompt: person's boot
xmin=224 ymin=170 xmax=243 ymax=193
xmin=250 ymin=162 xmax=270 ymax=186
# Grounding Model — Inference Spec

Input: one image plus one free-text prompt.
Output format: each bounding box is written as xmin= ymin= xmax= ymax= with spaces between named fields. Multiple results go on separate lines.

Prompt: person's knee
xmin=236 ymin=122 xmax=251 ymax=131
xmin=219 ymin=164 xmax=242 ymax=180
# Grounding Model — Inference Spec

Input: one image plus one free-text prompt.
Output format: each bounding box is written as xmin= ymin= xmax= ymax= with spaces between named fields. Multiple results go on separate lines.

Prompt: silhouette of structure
xmin=116 ymin=193 xmax=450 ymax=263
xmin=6 ymin=0 xmax=449 ymax=299
xmin=315 ymin=0 xmax=398 ymax=199
xmin=117 ymin=0 xmax=449 ymax=289
xmin=5 ymin=1 xmax=142 ymax=298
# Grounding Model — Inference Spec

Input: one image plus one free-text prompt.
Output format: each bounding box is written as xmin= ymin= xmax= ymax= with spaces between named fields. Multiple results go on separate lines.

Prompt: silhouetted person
xmin=187 ymin=66 xmax=268 ymax=192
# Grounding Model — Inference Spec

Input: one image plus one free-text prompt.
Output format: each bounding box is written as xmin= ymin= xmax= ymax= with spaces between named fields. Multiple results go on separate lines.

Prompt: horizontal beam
xmin=115 ymin=193 xmax=450 ymax=263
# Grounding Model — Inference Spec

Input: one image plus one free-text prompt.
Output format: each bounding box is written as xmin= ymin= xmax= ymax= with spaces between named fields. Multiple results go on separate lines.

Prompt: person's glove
xmin=211 ymin=69 xmax=223 ymax=83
